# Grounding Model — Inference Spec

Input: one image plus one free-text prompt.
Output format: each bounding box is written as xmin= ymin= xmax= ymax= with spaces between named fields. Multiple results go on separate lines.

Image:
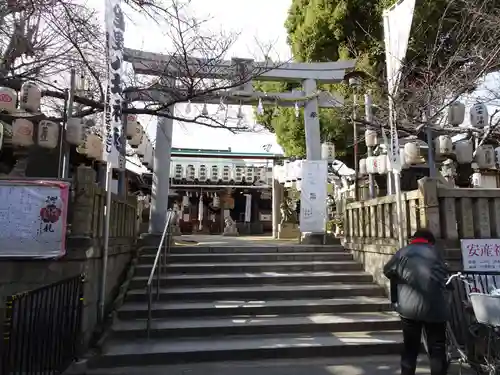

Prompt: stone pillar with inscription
xmin=417 ymin=177 xmax=440 ymax=238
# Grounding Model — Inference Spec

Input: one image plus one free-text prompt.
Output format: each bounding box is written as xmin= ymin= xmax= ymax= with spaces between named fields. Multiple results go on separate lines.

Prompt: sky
xmin=89 ymin=0 xmax=292 ymax=154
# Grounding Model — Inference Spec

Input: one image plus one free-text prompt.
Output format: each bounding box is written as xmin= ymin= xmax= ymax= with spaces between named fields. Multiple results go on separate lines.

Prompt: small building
xmin=163 ymin=147 xmax=283 ymax=235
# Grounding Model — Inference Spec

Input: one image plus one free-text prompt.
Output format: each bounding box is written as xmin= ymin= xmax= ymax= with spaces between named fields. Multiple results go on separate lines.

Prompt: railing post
xmin=417 ymin=177 xmax=441 ymax=238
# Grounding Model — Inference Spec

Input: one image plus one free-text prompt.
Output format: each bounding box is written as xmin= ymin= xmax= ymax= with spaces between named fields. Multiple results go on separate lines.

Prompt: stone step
xmin=129 ymin=271 xmax=373 ymax=288
xmin=139 ymin=252 xmax=353 ymax=264
xmin=86 ymin=355 xmax=450 ymax=375
xmin=117 ymin=296 xmax=392 ymax=319
xmin=140 ymin=245 xmax=345 ymax=255
xmin=112 ymin=312 xmax=400 ymax=339
xmin=125 ymin=283 xmax=385 ymax=302
xmin=90 ymin=331 xmax=404 ymax=368
xmin=135 ymin=261 xmax=363 ymax=275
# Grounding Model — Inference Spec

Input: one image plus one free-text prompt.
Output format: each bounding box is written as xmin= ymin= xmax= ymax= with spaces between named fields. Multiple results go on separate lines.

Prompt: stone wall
xmin=0 ymin=166 xmax=140 ymax=351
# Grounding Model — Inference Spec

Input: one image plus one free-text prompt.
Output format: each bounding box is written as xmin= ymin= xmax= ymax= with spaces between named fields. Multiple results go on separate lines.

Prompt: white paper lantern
xmin=12 ymin=118 xmax=34 ymax=147
xmin=129 ymin=122 xmax=144 ymax=148
xmin=435 ymin=135 xmax=454 ymax=157
xmin=366 ymin=156 xmax=377 ymax=174
xmin=365 ymin=130 xmax=378 ymax=147
xmin=471 ymin=172 xmax=482 ymax=188
xmin=20 ymin=82 xmax=41 ymax=112
xmin=37 ymin=120 xmax=59 ymax=149
xmin=475 ymin=145 xmax=495 ymax=169
xmin=359 ymin=158 xmax=367 ymax=175
xmin=126 ymin=115 xmax=139 ymax=139
xmin=400 ymin=149 xmax=409 ymax=169
xmin=404 ymin=142 xmax=420 ymax=164
xmin=377 ymin=154 xmax=388 ymax=174
xmin=85 ymin=134 xmax=100 ymax=160
xmin=321 ymin=142 xmax=335 ymax=161
xmin=212 ymin=194 xmax=220 ymax=208
xmin=66 ymin=117 xmax=85 ymax=145
xmin=0 ymin=87 xmax=17 ymax=113
xmin=448 ymin=101 xmax=465 ymax=126
xmin=454 ymin=140 xmax=473 ymax=164
xmin=470 ymin=103 xmax=488 ymax=129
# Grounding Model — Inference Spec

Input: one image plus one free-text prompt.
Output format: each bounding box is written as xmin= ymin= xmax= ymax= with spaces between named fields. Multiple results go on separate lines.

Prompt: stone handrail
xmin=343 ymin=177 xmax=500 ymax=284
xmin=70 ymin=166 xmax=137 ymax=239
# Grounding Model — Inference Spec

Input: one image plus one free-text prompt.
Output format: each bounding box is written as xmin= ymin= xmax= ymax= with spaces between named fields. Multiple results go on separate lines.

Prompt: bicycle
xmin=422 ymin=272 xmax=500 ymax=375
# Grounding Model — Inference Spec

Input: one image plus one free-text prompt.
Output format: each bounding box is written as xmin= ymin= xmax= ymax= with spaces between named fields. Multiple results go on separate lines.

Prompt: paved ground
xmin=86 ymin=356 xmax=471 ymax=375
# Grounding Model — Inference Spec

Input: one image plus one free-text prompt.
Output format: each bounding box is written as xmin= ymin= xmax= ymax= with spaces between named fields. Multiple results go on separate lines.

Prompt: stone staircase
xmin=89 ymin=243 xmax=402 ymax=369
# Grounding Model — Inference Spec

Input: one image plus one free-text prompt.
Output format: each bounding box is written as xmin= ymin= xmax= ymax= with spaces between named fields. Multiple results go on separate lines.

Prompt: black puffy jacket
xmin=383 ymin=240 xmax=450 ymax=322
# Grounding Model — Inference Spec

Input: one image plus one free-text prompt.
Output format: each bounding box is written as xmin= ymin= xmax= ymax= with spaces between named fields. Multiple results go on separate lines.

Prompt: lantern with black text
xmin=0 ymin=87 xmax=16 ymax=113
xmin=470 ymin=103 xmax=488 ymax=129
xmin=471 ymin=172 xmax=482 ymax=188
xmin=66 ymin=117 xmax=85 ymax=145
xmin=20 ymin=82 xmax=42 ymax=112
xmin=12 ymin=118 xmax=34 ymax=147
xmin=321 ymin=142 xmax=335 ymax=161
xmin=37 ymin=120 xmax=59 ymax=149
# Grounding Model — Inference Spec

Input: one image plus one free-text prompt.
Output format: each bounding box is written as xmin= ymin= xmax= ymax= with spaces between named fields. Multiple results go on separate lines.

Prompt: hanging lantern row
xmin=0 ymin=83 xmax=42 ymax=114
xmin=12 ymin=118 xmax=60 ymax=149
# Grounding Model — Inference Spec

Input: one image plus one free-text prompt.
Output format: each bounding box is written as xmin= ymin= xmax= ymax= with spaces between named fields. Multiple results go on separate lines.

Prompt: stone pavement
xmin=86 ymin=356 xmax=471 ymax=375
xmin=176 ymin=234 xmax=298 ymax=246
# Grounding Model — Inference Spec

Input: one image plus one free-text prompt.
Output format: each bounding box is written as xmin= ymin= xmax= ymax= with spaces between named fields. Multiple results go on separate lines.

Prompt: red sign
xmin=0 ymin=94 xmax=13 ymax=102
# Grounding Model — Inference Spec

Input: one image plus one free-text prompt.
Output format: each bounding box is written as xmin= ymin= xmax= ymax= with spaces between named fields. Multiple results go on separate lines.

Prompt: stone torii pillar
xmin=149 ymin=109 xmax=173 ymax=234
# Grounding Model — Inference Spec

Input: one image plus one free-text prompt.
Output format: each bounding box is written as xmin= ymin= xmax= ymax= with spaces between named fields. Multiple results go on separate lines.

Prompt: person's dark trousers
xmin=401 ymin=317 xmax=448 ymax=375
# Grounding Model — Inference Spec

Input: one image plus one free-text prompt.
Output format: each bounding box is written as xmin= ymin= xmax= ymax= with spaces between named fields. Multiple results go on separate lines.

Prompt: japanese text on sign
xmin=103 ymin=0 xmax=125 ymax=169
xmin=461 ymin=239 xmax=500 ymax=271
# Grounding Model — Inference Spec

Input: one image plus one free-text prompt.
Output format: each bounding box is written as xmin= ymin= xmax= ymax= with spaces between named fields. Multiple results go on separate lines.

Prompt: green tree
xmin=258 ymin=0 xmax=500 ymax=159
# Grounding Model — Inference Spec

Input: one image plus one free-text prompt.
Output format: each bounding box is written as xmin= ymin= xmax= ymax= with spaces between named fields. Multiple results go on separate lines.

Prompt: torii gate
xmin=124 ymin=48 xmax=356 ymax=235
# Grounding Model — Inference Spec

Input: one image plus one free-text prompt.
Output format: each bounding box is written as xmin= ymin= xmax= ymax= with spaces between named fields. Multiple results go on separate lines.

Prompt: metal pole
xmin=388 ymin=96 xmax=405 ymax=248
xmin=424 ymin=110 xmax=437 ymax=177
xmin=118 ymin=101 xmax=128 ymax=196
xmin=61 ymin=68 xmax=76 ymax=178
xmin=365 ymin=92 xmax=375 ymax=199
xmin=99 ymin=162 xmax=113 ymax=323
xmin=353 ymin=93 xmax=359 ymax=200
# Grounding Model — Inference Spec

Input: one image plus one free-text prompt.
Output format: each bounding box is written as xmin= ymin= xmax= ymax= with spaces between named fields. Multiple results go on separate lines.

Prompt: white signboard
xmin=103 ymin=0 xmax=126 ymax=169
xmin=0 ymin=180 xmax=70 ymax=258
xmin=461 ymin=239 xmax=500 ymax=272
xmin=299 ymin=160 xmax=328 ymax=233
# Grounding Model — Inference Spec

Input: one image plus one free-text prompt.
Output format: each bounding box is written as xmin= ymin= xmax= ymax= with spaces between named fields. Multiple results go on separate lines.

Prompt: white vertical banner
xmin=244 ymin=194 xmax=252 ymax=222
xmin=103 ymin=0 xmax=126 ymax=169
xmin=383 ymin=0 xmax=416 ymax=172
xmin=300 ymin=160 xmax=328 ymax=233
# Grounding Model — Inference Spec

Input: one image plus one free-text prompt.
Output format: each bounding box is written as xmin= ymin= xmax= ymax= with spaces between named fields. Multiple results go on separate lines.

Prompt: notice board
xmin=0 ymin=179 xmax=70 ymax=258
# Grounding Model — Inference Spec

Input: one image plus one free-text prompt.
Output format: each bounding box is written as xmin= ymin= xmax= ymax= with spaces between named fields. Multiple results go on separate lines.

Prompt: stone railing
xmin=343 ymin=177 xmax=500 ymax=288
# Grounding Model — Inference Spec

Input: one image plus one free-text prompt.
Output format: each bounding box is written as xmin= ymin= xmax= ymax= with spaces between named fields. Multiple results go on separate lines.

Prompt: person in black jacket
xmin=383 ymin=229 xmax=449 ymax=375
